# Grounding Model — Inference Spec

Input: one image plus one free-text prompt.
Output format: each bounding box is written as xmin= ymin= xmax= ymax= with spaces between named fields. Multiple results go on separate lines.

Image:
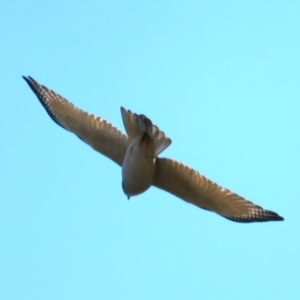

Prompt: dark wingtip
xmin=22 ymin=75 xmax=29 ymax=83
xmin=22 ymin=75 xmax=65 ymax=130
xmin=22 ymin=76 xmax=36 ymax=91
xmin=225 ymin=210 xmax=284 ymax=223
xmin=276 ymin=215 xmax=284 ymax=221
xmin=265 ymin=210 xmax=284 ymax=222
xmin=262 ymin=210 xmax=284 ymax=222
xmin=22 ymin=75 xmax=32 ymax=81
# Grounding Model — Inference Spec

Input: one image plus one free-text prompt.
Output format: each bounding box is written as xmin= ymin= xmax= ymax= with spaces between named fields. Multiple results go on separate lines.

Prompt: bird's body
xmin=23 ymin=76 xmax=284 ymax=223
xmin=122 ymin=136 xmax=156 ymax=197
xmin=121 ymin=106 xmax=171 ymax=197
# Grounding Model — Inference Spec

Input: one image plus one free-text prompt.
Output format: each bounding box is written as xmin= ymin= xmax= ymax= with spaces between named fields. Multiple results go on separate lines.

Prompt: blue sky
xmin=1 ymin=1 xmax=299 ymax=299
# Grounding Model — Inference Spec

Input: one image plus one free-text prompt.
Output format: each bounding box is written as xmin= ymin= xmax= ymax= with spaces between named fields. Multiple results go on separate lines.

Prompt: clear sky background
xmin=1 ymin=1 xmax=299 ymax=299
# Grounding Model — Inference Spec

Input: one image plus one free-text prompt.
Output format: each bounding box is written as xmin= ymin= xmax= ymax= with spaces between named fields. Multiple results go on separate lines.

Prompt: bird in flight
xmin=23 ymin=76 xmax=284 ymax=223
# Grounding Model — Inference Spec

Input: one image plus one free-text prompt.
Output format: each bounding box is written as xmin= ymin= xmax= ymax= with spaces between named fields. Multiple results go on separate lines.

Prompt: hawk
xmin=23 ymin=76 xmax=284 ymax=223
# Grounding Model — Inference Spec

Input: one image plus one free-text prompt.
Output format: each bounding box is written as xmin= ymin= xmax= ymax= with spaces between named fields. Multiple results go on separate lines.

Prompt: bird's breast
xmin=121 ymin=141 xmax=156 ymax=197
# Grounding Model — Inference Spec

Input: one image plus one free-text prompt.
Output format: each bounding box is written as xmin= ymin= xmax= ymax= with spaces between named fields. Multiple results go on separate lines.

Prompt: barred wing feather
xmin=23 ymin=76 xmax=129 ymax=166
xmin=153 ymin=158 xmax=284 ymax=222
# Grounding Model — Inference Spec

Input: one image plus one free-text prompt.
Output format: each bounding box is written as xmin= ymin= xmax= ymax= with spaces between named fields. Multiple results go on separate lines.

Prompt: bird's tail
xmin=121 ymin=107 xmax=171 ymax=156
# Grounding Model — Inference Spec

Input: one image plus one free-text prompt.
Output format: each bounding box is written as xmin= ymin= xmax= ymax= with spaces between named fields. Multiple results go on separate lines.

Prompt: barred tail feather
xmin=120 ymin=107 xmax=171 ymax=156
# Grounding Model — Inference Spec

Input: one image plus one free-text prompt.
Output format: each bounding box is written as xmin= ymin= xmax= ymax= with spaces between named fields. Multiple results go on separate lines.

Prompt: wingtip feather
xmin=225 ymin=210 xmax=284 ymax=223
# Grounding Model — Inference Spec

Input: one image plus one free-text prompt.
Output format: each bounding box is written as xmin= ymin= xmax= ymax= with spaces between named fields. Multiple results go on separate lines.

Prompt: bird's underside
xmin=22 ymin=75 xmax=284 ymax=223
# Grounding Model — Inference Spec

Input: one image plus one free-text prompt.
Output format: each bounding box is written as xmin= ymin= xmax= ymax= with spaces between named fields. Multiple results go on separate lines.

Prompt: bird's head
xmin=122 ymin=181 xmax=131 ymax=200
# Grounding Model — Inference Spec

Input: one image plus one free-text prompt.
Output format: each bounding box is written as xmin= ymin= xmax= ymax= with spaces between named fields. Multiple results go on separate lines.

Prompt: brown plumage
xmin=23 ymin=76 xmax=284 ymax=223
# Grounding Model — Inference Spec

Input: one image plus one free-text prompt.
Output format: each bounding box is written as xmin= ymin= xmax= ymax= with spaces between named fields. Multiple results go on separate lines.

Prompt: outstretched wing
xmin=23 ymin=76 xmax=129 ymax=166
xmin=153 ymin=158 xmax=284 ymax=223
